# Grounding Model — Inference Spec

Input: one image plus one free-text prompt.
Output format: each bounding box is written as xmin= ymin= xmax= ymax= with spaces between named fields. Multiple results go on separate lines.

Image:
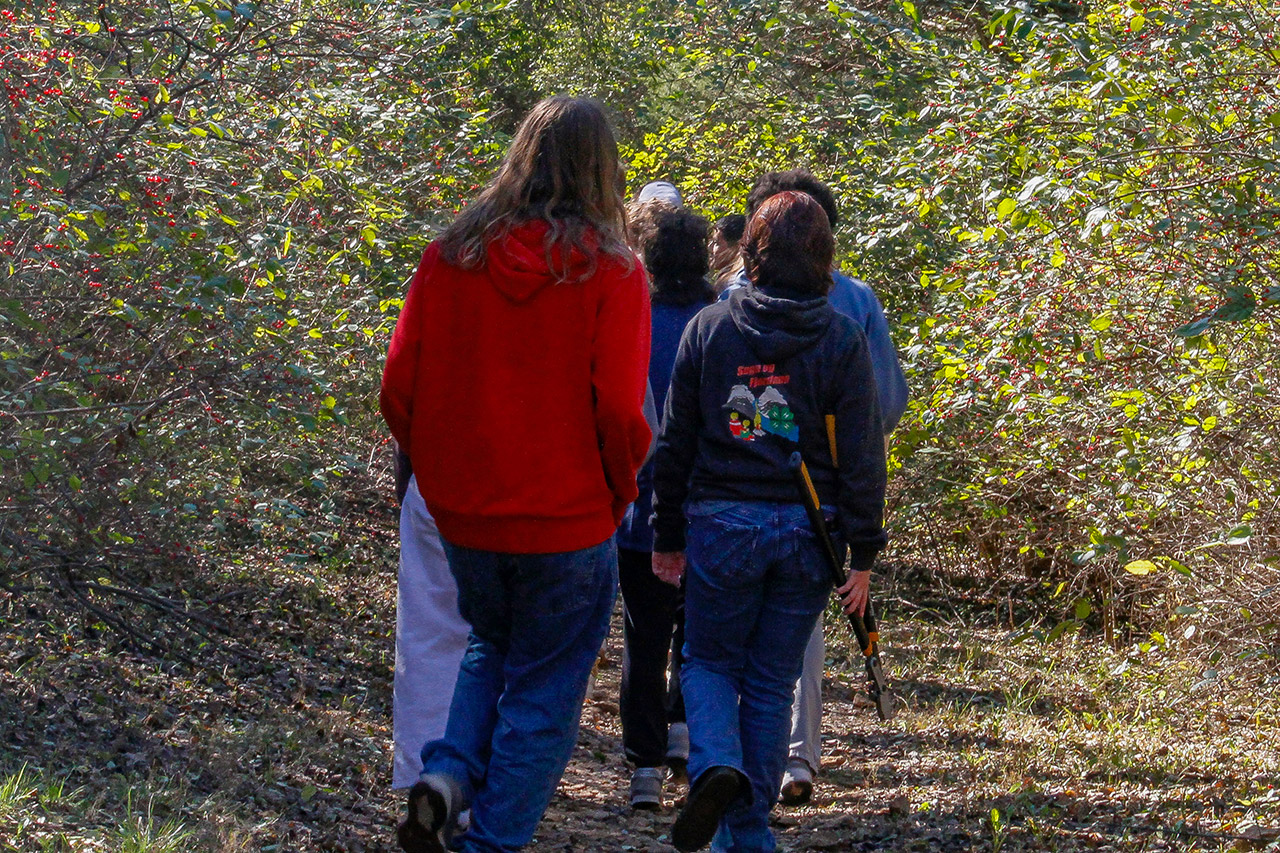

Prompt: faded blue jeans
xmin=681 ymin=500 xmax=836 ymax=853
xmin=420 ymin=536 xmax=618 ymax=853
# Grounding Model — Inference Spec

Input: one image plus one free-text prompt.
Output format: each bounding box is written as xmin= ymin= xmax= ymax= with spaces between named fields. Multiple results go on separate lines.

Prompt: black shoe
xmin=671 ymin=766 xmax=743 ymax=852
xmin=397 ymin=775 xmax=458 ymax=853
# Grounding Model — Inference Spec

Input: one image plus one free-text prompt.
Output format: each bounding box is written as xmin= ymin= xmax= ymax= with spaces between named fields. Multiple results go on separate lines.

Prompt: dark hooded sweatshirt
xmin=380 ymin=221 xmax=652 ymax=554
xmin=651 ymin=285 xmax=887 ymax=572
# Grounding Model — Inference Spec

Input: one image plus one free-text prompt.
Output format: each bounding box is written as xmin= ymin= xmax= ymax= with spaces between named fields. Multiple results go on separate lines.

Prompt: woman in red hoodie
xmin=383 ymin=97 xmax=651 ymax=853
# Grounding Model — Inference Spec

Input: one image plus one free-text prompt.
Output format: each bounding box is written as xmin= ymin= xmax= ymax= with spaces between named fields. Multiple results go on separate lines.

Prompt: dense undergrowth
xmin=1 ymin=0 xmax=1277 ymax=776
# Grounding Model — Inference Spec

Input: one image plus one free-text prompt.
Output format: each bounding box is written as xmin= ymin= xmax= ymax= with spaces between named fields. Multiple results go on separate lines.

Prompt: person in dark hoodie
xmin=616 ymin=198 xmax=717 ymax=809
xmin=382 ymin=96 xmax=651 ymax=853
xmin=724 ymin=169 xmax=908 ymax=805
xmin=650 ymin=191 xmax=887 ymax=853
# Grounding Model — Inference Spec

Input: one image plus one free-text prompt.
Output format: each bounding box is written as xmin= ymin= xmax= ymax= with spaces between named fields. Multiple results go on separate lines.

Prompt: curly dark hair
xmin=745 ymin=169 xmax=839 ymax=228
xmin=714 ymin=213 xmax=746 ymax=243
xmin=626 ymin=199 xmax=671 ymax=255
xmin=629 ymin=203 xmax=715 ymax=306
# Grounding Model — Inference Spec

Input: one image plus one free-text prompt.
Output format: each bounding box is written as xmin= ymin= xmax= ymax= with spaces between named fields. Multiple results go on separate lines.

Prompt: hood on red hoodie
xmin=486 ymin=221 xmax=601 ymax=303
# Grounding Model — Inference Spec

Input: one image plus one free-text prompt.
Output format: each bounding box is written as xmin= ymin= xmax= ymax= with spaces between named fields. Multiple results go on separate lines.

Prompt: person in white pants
xmin=392 ymin=470 xmax=471 ymax=789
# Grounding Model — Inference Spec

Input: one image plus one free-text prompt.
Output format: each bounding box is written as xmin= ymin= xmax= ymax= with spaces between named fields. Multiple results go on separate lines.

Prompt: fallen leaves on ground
xmin=2 ymin=528 xmax=1278 ymax=852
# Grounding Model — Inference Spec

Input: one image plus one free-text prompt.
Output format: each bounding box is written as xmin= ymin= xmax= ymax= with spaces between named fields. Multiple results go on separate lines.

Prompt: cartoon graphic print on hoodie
xmin=724 ymin=384 xmax=761 ymax=441
xmin=381 ymin=221 xmax=652 ymax=555
xmin=723 ymin=382 xmax=798 ymax=442
xmin=651 ymin=284 xmax=887 ymax=570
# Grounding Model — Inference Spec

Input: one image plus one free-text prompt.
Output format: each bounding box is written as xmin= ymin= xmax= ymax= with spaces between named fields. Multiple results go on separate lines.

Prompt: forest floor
xmin=2 ymin=516 xmax=1279 ymax=852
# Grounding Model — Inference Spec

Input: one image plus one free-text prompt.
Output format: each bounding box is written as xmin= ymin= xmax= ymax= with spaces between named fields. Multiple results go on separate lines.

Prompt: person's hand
xmin=837 ymin=568 xmax=870 ymax=617
xmin=652 ymin=551 xmax=687 ymax=587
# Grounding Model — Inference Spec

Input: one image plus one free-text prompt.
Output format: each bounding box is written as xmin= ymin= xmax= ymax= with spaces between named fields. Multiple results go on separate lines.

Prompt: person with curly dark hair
xmin=617 ymin=193 xmax=716 ymax=809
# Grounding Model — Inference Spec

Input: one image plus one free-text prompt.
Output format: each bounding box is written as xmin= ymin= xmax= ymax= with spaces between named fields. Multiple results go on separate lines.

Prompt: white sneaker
xmin=778 ymin=758 xmax=813 ymax=806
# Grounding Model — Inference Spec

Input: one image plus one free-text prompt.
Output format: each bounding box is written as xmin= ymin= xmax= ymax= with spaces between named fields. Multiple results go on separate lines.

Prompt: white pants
xmin=392 ymin=475 xmax=471 ymax=789
xmin=788 ymin=616 xmax=824 ymax=772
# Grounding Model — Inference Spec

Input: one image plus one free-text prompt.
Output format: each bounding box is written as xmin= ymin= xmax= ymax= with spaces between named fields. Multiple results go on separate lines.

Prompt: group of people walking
xmin=380 ymin=95 xmax=906 ymax=853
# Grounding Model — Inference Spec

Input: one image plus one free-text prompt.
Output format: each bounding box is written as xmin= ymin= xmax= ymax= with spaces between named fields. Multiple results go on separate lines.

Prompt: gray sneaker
xmin=629 ymin=766 xmax=665 ymax=811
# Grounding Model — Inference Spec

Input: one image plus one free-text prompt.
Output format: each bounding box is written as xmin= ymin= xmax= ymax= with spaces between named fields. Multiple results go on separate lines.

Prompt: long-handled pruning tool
xmin=789 ymin=450 xmax=894 ymax=721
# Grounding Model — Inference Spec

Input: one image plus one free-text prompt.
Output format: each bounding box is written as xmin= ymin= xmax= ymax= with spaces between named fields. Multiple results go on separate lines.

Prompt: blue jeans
xmin=420 ymin=537 xmax=618 ymax=853
xmin=681 ymin=500 xmax=835 ymax=853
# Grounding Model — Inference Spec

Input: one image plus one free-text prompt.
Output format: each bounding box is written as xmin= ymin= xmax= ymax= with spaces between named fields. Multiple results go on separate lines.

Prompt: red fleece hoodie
xmin=380 ymin=221 xmax=652 ymax=554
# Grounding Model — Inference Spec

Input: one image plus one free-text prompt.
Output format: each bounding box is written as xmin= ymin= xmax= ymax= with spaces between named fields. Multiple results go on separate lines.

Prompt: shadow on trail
xmin=891 ymin=676 xmax=1065 ymax=716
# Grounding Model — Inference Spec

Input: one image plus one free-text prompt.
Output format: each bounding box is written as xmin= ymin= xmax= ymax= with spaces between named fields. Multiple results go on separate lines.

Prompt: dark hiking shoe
xmin=397 ymin=774 xmax=461 ymax=853
xmin=671 ymin=765 xmax=743 ymax=852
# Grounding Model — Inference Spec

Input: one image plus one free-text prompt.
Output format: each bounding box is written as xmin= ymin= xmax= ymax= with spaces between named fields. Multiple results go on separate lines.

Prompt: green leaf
xmin=1211 ymin=286 xmax=1256 ymax=323
xmin=1046 ymin=619 xmax=1076 ymax=643
xmin=996 ymin=198 xmax=1017 ymax=220
xmin=1224 ymin=524 xmax=1251 ymax=545
xmin=1175 ymin=318 xmax=1210 ymax=338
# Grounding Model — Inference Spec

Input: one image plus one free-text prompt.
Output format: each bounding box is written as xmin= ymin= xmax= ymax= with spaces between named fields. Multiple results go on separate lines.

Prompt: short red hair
xmin=741 ymin=191 xmax=834 ymax=295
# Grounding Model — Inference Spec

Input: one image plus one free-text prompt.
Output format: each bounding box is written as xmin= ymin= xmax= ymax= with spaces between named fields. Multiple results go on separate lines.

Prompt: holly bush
xmin=0 ymin=0 xmax=497 ymax=645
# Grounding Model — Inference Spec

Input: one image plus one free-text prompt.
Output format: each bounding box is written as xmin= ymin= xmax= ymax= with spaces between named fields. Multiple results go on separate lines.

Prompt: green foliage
xmin=848 ymin=0 xmax=1280 ymax=643
xmin=2 ymin=0 xmax=1276 ymax=651
xmin=0 ymin=0 xmax=495 ymax=626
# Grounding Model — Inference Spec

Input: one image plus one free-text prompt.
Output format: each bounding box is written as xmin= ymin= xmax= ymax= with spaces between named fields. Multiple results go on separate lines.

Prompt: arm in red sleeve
xmin=592 ymin=259 xmax=652 ymax=523
xmin=379 ymin=246 xmax=436 ymax=450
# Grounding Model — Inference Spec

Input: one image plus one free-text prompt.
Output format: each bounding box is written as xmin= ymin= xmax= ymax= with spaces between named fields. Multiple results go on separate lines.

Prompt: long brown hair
xmin=438 ymin=97 xmax=632 ymax=281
